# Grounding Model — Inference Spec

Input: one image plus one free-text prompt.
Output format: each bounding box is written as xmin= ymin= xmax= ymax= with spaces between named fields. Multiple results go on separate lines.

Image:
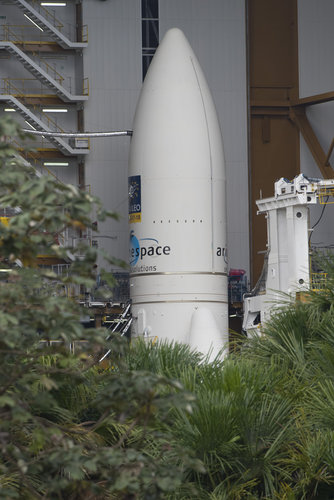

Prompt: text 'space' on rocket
xmin=128 ymin=28 xmax=228 ymax=360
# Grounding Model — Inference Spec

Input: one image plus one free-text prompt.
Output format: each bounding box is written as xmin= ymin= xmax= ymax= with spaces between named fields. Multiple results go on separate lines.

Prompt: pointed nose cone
xmin=130 ymin=28 xmax=225 ymax=181
xmin=129 ymin=28 xmax=228 ymax=358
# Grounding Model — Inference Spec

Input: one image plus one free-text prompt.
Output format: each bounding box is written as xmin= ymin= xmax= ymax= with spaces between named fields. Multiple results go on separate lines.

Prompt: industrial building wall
xmin=82 ymin=0 xmax=142 ymax=266
xmin=83 ymin=0 xmax=249 ymax=276
xmin=298 ymin=0 xmax=334 ymax=252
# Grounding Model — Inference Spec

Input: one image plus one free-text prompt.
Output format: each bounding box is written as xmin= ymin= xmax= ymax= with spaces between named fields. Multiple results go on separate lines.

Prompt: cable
xmin=312 ymin=197 xmax=329 ymax=229
xmin=309 ymin=195 xmax=329 ymax=246
xmin=22 ymin=129 xmax=132 ymax=138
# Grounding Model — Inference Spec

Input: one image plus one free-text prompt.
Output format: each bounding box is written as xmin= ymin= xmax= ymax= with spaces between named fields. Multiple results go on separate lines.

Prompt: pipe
xmin=22 ymin=129 xmax=133 ymax=137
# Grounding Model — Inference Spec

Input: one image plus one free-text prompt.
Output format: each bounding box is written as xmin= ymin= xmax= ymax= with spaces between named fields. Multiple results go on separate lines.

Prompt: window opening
xmin=141 ymin=0 xmax=159 ymax=80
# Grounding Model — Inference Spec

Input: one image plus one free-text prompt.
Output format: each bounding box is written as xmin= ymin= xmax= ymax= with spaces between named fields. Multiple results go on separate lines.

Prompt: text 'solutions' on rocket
xmin=128 ymin=28 xmax=228 ymax=361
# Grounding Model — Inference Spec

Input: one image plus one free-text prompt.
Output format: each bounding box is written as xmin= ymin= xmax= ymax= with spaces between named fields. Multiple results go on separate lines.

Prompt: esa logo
xmin=130 ymin=231 xmax=171 ymax=266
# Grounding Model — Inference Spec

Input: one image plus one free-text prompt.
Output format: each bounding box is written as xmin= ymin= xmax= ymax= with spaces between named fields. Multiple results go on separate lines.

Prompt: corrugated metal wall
xmin=82 ymin=0 xmax=142 ymax=266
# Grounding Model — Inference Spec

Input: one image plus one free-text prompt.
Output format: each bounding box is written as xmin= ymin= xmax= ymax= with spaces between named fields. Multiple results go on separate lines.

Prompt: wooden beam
xmin=250 ymin=100 xmax=290 ymax=107
xmin=261 ymin=116 xmax=271 ymax=143
xmin=251 ymin=106 xmax=289 ymax=116
xmin=325 ymin=137 xmax=334 ymax=166
xmin=291 ymin=90 xmax=334 ymax=107
xmin=289 ymin=107 xmax=334 ymax=178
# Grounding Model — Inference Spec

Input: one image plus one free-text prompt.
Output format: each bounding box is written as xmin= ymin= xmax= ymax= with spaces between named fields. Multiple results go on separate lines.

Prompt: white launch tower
xmin=243 ymin=174 xmax=334 ymax=334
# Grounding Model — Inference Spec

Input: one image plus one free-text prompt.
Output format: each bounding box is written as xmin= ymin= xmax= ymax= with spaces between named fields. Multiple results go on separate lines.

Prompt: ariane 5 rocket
xmin=128 ymin=28 xmax=228 ymax=360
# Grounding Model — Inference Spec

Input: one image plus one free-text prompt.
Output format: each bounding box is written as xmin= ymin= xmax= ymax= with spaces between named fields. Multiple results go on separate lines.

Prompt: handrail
xmin=12 ymin=139 xmax=66 ymax=187
xmin=41 ymin=163 xmax=65 ymax=185
xmin=311 ymin=272 xmax=328 ymax=291
xmin=3 ymin=78 xmax=52 ymax=100
xmin=5 ymin=139 xmax=71 ymax=250
xmin=9 ymin=101 xmax=69 ymax=144
xmin=42 ymin=113 xmax=65 ymax=134
xmin=2 ymin=78 xmax=55 ymax=97
xmin=81 ymin=24 xmax=88 ymax=43
xmin=2 ymin=25 xmax=22 ymax=43
xmin=0 ymin=22 xmax=84 ymax=46
xmin=318 ymin=186 xmax=334 ymax=205
xmin=30 ymin=0 xmax=64 ymax=32
xmin=11 ymin=138 xmax=48 ymax=159
xmin=1 ymin=24 xmax=53 ymax=43
xmin=83 ymin=77 xmax=89 ymax=96
xmin=3 ymin=78 xmax=25 ymax=98
xmin=0 ymin=26 xmax=66 ymax=86
xmin=31 ymin=50 xmax=65 ymax=85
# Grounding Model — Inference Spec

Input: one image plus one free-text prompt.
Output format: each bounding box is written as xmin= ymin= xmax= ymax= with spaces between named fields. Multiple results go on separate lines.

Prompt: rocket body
xmin=128 ymin=28 xmax=228 ymax=359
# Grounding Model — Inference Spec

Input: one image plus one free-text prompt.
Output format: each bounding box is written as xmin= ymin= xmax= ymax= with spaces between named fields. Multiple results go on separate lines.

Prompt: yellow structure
xmin=0 ymin=217 xmax=9 ymax=227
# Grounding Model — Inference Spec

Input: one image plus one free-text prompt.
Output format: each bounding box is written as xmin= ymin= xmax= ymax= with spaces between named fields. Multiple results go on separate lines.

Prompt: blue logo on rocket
xmin=130 ymin=231 xmax=140 ymax=265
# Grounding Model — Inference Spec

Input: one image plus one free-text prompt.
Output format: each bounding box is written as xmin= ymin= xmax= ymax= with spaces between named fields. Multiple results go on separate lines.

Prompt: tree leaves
xmin=5 ymin=114 xmax=334 ymax=498
xmin=0 ymin=117 xmax=201 ymax=499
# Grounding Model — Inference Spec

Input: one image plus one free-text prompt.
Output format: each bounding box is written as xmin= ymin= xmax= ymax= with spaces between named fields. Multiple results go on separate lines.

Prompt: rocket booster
xmin=128 ymin=28 xmax=228 ymax=360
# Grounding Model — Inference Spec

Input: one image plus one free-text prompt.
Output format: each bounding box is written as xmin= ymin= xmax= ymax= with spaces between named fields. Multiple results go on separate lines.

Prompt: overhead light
xmin=25 ymin=120 xmax=37 ymax=130
xmin=42 ymin=108 xmax=68 ymax=113
xmin=44 ymin=162 xmax=69 ymax=166
xmin=41 ymin=2 xmax=67 ymax=6
xmin=24 ymin=14 xmax=44 ymax=32
xmin=4 ymin=108 xmax=16 ymax=112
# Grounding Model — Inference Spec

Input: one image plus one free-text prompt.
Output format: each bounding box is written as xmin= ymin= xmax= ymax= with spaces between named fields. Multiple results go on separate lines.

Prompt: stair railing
xmin=83 ymin=77 xmax=89 ymax=96
xmin=30 ymin=0 xmax=64 ymax=32
xmin=40 ymin=112 xmax=65 ymax=134
xmin=2 ymin=78 xmax=25 ymax=98
xmin=31 ymin=51 xmax=65 ymax=86
xmin=81 ymin=24 xmax=88 ymax=43
xmin=1 ymin=24 xmax=47 ymax=43
xmin=2 ymin=78 xmax=56 ymax=97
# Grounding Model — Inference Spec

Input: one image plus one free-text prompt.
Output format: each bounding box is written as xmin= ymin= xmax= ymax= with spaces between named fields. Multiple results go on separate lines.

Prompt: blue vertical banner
xmin=128 ymin=175 xmax=142 ymax=223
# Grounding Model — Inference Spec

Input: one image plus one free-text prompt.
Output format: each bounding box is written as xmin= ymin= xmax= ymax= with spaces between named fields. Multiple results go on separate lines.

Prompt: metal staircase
xmin=0 ymin=42 xmax=87 ymax=102
xmin=0 ymin=95 xmax=89 ymax=156
xmin=11 ymin=0 xmax=88 ymax=49
xmin=2 ymin=1 xmax=89 ymax=163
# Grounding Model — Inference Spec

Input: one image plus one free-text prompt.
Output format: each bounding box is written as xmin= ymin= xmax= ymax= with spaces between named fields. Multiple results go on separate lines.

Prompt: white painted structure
xmin=129 ymin=28 xmax=228 ymax=359
xmin=243 ymin=174 xmax=334 ymax=333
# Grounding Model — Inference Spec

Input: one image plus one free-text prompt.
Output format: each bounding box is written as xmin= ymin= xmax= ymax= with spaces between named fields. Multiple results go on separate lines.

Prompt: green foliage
xmin=4 ymin=115 xmax=334 ymax=499
xmin=125 ymin=259 xmax=334 ymax=499
xmin=0 ymin=117 xmax=201 ymax=499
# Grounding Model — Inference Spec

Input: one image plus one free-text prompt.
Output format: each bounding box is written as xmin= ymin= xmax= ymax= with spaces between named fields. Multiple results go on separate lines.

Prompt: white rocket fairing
xmin=128 ymin=28 xmax=228 ymax=360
